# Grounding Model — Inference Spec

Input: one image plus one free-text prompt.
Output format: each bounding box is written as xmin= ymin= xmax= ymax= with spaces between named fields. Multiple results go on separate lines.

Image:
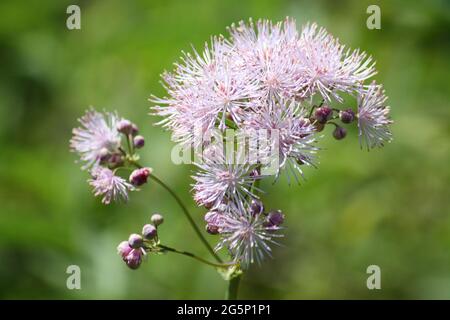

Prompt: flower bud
xmin=117 ymin=241 xmax=132 ymax=258
xmin=129 ymin=167 xmax=152 ymax=186
xmin=314 ymin=106 xmax=333 ymax=124
xmin=125 ymin=249 xmax=143 ymax=270
xmin=339 ymin=109 xmax=355 ymax=124
xmin=332 ymin=126 xmax=347 ymax=140
xmin=128 ymin=233 xmax=143 ymax=249
xmin=133 ymin=135 xmax=145 ymax=149
xmin=151 ymin=213 xmax=164 ymax=226
xmin=142 ymin=224 xmax=157 ymax=240
xmin=265 ymin=210 xmax=285 ymax=228
xmin=250 ymin=199 xmax=264 ymax=216
xmin=206 ymin=224 xmax=219 ymax=235
xmin=131 ymin=124 xmax=139 ymax=136
xmin=116 ymin=119 xmax=133 ymax=135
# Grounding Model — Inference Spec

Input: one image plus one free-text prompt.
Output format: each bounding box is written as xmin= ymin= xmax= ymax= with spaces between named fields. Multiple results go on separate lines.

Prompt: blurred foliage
xmin=0 ymin=0 xmax=449 ymax=299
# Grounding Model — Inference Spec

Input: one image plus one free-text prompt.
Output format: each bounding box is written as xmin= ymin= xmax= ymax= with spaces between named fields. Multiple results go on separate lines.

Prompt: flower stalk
xmin=130 ymin=160 xmax=222 ymax=263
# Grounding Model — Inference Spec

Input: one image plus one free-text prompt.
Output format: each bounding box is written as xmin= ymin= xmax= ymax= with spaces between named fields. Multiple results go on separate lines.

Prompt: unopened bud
xmin=131 ymin=124 xmax=139 ymax=136
xmin=125 ymin=249 xmax=143 ymax=270
xmin=129 ymin=167 xmax=152 ymax=186
xmin=339 ymin=109 xmax=355 ymax=124
xmin=151 ymin=214 xmax=164 ymax=226
xmin=117 ymin=241 xmax=132 ymax=258
xmin=133 ymin=135 xmax=145 ymax=149
xmin=265 ymin=210 xmax=285 ymax=228
xmin=314 ymin=106 xmax=333 ymax=124
xmin=142 ymin=224 xmax=157 ymax=240
xmin=332 ymin=126 xmax=347 ymax=140
xmin=250 ymin=199 xmax=264 ymax=216
xmin=116 ymin=119 xmax=133 ymax=135
xmin=128 ymin=233 xmax=143 ymax=249
xmin=206 ymin=224 xmax=219 ymax=235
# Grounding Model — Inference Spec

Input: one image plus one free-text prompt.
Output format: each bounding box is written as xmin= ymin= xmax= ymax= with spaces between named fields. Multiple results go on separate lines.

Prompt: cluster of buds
xmin=116 ymin=119 xmax=146 ymax=149
xmin=312 ymin=105 xmax=356 ymax=141
xmin=70 ymin=109 xmax=153 ymax=204
xmin=117 ymin=213 xmax=164 ymax=269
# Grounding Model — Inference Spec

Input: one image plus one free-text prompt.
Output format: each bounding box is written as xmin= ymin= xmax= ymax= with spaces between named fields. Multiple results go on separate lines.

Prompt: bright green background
xmin=0 ymin=0 xmax=449 ymax=299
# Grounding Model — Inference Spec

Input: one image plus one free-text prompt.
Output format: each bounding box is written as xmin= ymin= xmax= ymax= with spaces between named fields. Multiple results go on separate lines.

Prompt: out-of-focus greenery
xmin=0 ymin=0 xmax=449 ymax=299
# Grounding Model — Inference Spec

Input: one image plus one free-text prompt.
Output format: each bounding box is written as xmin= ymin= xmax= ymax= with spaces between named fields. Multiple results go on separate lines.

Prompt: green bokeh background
xmin=0 ymin=0 xmax=449 ymax=299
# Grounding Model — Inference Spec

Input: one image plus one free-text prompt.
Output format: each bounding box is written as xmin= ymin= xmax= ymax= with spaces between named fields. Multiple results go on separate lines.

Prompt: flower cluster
xmin=70 ymin=108 xmax=152 ymax=204
xmin=152 ymin=18 xmax=393 ymax=268
xmin=117 ymin=213 xmax=164 ymax=269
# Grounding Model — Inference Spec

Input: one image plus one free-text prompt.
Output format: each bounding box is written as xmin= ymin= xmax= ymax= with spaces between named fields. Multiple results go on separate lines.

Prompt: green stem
xmin=158 ymin=244 xmax=231 ymax=268
xmin=130 ymin=161 xmax=222 ymax=263
xmin=226 ymin=276 xmax=241 ymax=300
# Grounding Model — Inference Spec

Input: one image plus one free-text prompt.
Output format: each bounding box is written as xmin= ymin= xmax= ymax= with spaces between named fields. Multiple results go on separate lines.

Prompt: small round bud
xmin=339 ymin=109 xmax=355 ymax=124
xmin=129 ymin=167 xmax=152 ymax=187
xmin=117 ymin=241 xmax=132 ymax=258
xmin=116 ymin=119 xmax=133 ymax=135
xmin=265 ymin=210 xmax=285 ymax=228
xmin=206 ymin=224 xmax=219 ymax=235
xmin=128 ymin=233 xmax=143 ymax=249
xmin=332 ymin=126 xmax=347 ymax=140
xmin=250 ymin=199 xmax=264 ymax=216
xmin=314 ymin=106 xmax=333 ymax=124
xmin=133 ymin=135 xmax=145 ymax=149
xmin=203 ymin=202 xmax=214 ymax=210
xmin=151 ymin=213 xmax=164 ymax=226
xmin=125 ymin=249 xmax=142 ymax=270
xmin=142 ymin=224 xmax=157 ymax=240
xmin=131 ymin=124 xmax=139 ymax=136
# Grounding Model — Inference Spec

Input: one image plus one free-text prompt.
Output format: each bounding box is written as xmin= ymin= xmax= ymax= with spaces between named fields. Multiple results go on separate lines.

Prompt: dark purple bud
xmin=250 ymin=199 xmax=264 ymax=216
xmin=142 ymin=224 xmax=157 ymax=240
xmin=129 ymin=167 xmax=152 ymax=186
xmin=332 ymin=126 xmax=347 ymax=140
xmin=203 ymin=202 xmax=214 ymax=210
xmin=117 ymin=241 xmax=132 ymax=258
xmin=116 ymin=119 xmax=133 ymax=135
xmin=314 ymin=106 xmax=333 ymax=124
xmin=206 ymin=224 xmax=219 ymax=235
xmin=151 ymin=214 xmax=164 ymax=226
xmin=339 ymin=109 xmax=355 ymax=124
xmin=133 ymin=135 xmax=145 ymax=149
xmin=125 ymin=249 xmax=142 ymax=270
xmin=265 ymin=210 xmax=285 ymax=228
xmin=128 ymin=233 xmax=143 ymax=249
xmin=131 ymin=124 xmax=139 ymax=136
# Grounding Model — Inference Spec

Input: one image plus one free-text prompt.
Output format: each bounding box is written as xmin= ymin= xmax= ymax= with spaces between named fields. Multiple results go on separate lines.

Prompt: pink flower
xmin=357 ymin=83 xmax=393 ymax=149
xmin=89 ymin=166 xmax=134 ymax=204
xmin=70 ymin=108 xmax=122 ymax=169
